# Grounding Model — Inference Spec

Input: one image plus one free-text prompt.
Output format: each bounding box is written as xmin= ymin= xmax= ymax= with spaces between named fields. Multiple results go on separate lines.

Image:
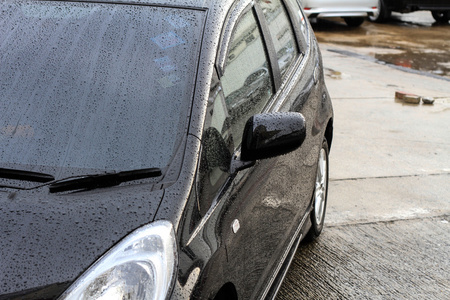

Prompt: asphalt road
xmin=276 ymin=13 xmax=450 ymax=300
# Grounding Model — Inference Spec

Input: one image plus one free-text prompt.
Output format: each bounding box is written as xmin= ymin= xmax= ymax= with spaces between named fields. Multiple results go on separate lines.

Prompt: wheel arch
xmin=213 ymin=282 xmax=238 ymax=300
xmin=324 ymin=117 xmax=333 ymax=151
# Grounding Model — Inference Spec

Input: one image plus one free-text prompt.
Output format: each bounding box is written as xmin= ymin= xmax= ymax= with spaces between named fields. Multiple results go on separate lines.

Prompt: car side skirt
xmin=259 ymin=202 xmax=314 ymax=300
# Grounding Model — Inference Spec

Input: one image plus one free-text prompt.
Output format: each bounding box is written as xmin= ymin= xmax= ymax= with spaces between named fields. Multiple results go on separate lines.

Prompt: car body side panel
xmin=173 ymin=3 xmax=333 ymax=299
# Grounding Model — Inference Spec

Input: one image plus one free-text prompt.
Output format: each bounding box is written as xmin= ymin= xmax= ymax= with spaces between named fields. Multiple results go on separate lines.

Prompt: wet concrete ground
xmin=278 ymin=217 xmax=449 ymax=299
xmin=276 ymin=13 xmax=450 ymax=300
xmin=311 ymin=11 xmax=450 ymax=79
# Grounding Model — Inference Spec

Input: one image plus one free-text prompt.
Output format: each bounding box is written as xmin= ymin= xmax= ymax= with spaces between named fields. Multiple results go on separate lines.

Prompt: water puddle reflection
xmin=311 ymin=13 xmax=450 ymax=79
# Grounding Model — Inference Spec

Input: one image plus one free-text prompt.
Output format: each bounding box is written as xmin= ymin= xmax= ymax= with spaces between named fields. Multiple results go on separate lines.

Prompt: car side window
xmin=258 ymin=0 xmax=299 ymax=78
xmin=220 ymin=8 xmax=274 ymax=148
xmin=285 ymin=0 xmax=309 ymax=44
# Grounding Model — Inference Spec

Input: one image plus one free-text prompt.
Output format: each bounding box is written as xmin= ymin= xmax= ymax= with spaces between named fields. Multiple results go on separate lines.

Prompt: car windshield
xmin=0 ymin=1 xmax=205 ymax=178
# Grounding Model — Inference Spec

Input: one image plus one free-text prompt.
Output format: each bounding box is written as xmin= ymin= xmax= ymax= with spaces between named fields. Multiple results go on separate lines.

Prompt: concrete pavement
xmin=320 ymin=43 xmax=450 ymax=226
xmin=278 ymin=217 xmax=449 ymax=299
xmin=276 ymin=42 xmax=450 ymax=299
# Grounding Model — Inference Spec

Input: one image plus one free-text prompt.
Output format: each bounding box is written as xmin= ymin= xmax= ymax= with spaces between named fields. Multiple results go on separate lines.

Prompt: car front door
xmin=185 ymin=1 xmax=322 ymax=299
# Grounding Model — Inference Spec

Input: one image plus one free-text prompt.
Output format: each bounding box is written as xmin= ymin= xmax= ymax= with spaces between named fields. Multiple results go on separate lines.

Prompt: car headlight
xmin=59 ymin=220 xmax=177 ymax=300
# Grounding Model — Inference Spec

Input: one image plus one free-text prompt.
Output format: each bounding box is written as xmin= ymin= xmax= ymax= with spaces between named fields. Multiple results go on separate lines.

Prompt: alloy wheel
xmin=314 ymin=148 xmax=327 ymax=225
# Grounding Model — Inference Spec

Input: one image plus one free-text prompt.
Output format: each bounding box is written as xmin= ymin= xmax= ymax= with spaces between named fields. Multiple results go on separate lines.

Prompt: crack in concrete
xmin=327 ymin=213 xmax=450 ymax=228
xmin=330 ymin=172 xmax=450 ymax=182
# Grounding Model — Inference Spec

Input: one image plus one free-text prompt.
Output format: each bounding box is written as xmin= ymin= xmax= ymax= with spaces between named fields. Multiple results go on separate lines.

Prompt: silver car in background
xmin=300 ymin=0 xmax=378 ymax=26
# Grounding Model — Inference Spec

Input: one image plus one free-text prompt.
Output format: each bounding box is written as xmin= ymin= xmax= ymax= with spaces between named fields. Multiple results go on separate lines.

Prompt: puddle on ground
xmin=375 ymin=50 xmax=450 ymax=77
xmin=311 ymin=12 xmax=450 ymax=79
xmin=324 ymin=68 xmax=343 ymax=79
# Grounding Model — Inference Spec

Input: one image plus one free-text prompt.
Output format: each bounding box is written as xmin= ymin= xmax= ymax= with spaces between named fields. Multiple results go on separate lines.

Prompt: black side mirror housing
xmin=241 ymin=112 xmax=306 ymax=161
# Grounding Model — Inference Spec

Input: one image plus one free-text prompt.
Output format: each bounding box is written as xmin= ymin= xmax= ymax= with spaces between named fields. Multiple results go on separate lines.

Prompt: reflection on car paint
xmin=1 ymin=125 xmax=35 ymax=138
xmin=158 ymin=74 xmax=182 ymax=88
xmin=151 ymin=31 xmax=185 ymax=49
xmin=154 ymin=56 xmax=177 ymax=72
xmin=165 ymin=15 xmax=191 ymax=28
xmin=22 ymin=3 xmax=92 ymax=19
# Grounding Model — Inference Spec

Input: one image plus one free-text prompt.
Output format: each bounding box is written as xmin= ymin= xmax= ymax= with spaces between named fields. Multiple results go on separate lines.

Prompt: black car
xmin=370 ymin=0 xmax=450 ymax=22
xmin=0 ymin=0 xmax=333 ymax=299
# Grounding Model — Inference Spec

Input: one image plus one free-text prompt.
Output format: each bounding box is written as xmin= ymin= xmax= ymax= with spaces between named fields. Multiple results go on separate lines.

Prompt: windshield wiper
xmin=0 ymin=168 xmax=55 ymax=183
xmin=49 ymin=168 xmax=162 ymax=193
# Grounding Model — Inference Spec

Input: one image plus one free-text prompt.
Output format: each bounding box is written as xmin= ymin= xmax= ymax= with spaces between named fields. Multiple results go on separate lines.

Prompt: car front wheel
xmin=305 ymin=138 xmax=329 ymax=242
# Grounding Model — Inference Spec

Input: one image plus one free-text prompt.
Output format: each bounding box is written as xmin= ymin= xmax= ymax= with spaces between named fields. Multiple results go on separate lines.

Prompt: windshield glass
xmin=0 ymin=1 xmax=205 ymax=178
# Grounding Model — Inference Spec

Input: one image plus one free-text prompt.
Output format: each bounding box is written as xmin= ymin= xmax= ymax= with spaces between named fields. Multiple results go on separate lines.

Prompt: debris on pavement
xmin=421 ymin=97 xmax=435 ymax=105
xmin=395 ymin=91 xmax=435 ymax=105
xmin=404 ymin=94 xmax=421 ymax=104
xmin=395 ymin=91 xmax=417 ymax=100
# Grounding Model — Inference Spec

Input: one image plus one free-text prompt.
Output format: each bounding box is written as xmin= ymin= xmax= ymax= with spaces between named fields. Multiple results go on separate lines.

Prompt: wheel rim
xmin=314 ymin=148 xmax=327 ymax=225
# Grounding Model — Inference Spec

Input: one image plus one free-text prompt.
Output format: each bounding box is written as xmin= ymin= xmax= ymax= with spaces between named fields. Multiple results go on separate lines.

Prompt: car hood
xmin=0 ymin=183 xmax=164 ymax=299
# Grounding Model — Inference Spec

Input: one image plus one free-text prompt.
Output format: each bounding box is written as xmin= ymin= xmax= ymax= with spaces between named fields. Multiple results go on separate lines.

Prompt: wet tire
xmin=304 ymin=139 xmax=329 ymax=242
xmin=431 ymin=11 xmax=450 ymax=23
xmin=369 ymin=0 xmax=391 ymax=23
xmin=344 ymin=17 xmax=365 ymax=27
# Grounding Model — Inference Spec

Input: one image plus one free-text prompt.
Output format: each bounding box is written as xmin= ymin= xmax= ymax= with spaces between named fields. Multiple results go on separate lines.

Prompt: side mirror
xmin=241 ymin=112 xmax=306 ymax=161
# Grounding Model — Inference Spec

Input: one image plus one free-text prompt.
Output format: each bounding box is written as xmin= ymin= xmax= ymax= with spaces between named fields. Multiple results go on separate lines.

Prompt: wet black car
xmin=0 ymin=0 xmax=333 ymax=299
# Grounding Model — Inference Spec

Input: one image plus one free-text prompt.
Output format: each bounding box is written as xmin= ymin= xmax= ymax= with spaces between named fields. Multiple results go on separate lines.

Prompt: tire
xmin=432 ymin=11 xmax=450 ymax=23
xmin=369 ymin=0 xmax=391 ymax=23
xmin=305 ymin=139 xmax=329 ymax=242
xmin=343 ymin=17 xmax=365 ymax=27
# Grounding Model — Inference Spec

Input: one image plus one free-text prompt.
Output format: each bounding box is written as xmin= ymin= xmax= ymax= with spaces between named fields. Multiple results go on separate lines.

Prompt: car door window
xmin=285 ymin=0 xmax=309 ymax=45
xmin=258 ymin=0 xmax=298 ymax=78
xmin=220 ymin=8 xmax=274 ymax=148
